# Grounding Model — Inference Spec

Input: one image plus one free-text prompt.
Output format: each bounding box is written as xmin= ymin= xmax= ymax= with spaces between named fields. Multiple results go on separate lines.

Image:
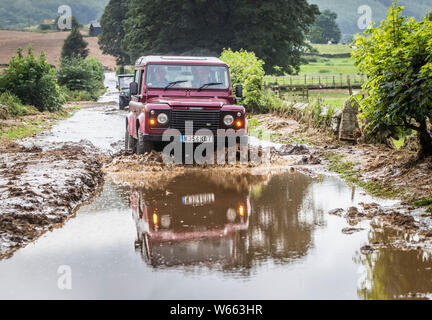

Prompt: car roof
xmin=135 ymin=56 xmax=228 ymax=67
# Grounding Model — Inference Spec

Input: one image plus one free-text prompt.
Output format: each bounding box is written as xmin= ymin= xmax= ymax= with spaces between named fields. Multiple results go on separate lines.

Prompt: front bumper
xmin=144 ymin=133 xmax=248 ymax=145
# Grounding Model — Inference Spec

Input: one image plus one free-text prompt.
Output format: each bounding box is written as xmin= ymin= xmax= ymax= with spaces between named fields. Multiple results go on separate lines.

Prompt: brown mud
xmin=104 ymin=146 xmax=293 ymax=188
xmin=252 ymin=113 xmax=432 ymax=251
xmin=0 ymin=138 xmax=105 ymax=259
xmin=253 ymin=113 xmax=432 ymax=201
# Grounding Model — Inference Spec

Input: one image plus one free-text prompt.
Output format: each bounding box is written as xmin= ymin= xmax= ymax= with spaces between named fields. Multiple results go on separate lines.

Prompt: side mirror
xmin=130 ymin=82 xmax=138 ymax=96
xmin=235 ymin=84 xmax=243 ymax=98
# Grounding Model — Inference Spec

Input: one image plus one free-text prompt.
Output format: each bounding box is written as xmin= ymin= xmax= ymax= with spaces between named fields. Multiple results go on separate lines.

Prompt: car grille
xmin=171 ymin=109 xmax=220 ymax=132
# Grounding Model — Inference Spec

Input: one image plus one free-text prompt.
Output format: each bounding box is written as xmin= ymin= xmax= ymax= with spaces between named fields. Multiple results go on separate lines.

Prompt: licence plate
xmin=182 ymin=193 xmax=215 ymax=206
xmin=181 ymin=135 xmax=214 ymax=143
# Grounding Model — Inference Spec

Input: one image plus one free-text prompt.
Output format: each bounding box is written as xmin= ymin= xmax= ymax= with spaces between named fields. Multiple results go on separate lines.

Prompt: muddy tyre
xmin=129 ymin=136 xmax=137 ymax=154
xmin=119 ymin=96 xmax=127 ymax=110
xmin=124 ymin=130 xmax=129 ymax=151
xmin=125 ymin=125 xmax=137 ymax=153
xmin=137 ymin=132 xmax=153 ymax=155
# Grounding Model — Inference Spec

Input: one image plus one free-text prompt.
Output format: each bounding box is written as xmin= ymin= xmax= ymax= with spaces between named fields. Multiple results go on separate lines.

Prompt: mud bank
xmin=252 ymin=113 xmax=432 ymax=202
xmin=328 ymin=202 xmax=432 ymax=252
xmin=250 ymin=113 xmax=432 ymax=250
xmin=0 ymin=139 xmax=105 ymax=259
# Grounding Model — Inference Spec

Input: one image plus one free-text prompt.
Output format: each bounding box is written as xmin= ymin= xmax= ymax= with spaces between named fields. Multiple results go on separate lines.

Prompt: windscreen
xmin=146 ymin=64 xmax=229 ymax=89
xmin=118 ymin=76 xmax=134 ymax=90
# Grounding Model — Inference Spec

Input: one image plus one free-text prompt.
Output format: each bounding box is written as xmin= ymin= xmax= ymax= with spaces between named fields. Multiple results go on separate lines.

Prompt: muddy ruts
xmin=0 ymin=141 xmax=104 ymax=259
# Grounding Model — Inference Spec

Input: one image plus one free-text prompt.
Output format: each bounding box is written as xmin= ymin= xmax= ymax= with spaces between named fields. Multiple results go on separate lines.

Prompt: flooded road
xmin=21 ymin=72 xmax=125 ymax=153
xmin=1 ymin=73 xmax=431 ymax=300
xmin=0 ymin=171 xmax=431 ymax=299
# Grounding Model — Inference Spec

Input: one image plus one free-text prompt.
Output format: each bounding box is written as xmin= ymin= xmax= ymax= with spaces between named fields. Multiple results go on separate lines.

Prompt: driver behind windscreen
xmin=148 ymin=65 xmax=169 ymax=87
xmin=191 ymin=66 xmax=211 ymax=88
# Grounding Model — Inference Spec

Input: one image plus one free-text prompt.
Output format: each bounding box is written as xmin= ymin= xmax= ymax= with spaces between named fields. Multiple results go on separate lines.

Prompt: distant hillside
xmin=0 ymin=0 xmax=109 ymax=29
xmin=309 ymin=0 xmax=432 ymax=35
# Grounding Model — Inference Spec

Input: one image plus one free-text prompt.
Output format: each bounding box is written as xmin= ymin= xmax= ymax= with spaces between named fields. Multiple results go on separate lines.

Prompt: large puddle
xmin=1 ymin=73 xmax=431 ymax=299
xmin=0 ymin=170 xmax=431 ymax=299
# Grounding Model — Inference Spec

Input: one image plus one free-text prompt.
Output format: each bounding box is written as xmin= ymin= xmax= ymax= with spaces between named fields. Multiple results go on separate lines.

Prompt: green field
xmin=299 ymin=44 xmax=358 ymax=76
xmin=310 ymin=44 xmax=353 ymax=55
xmin=308 ymin=90 xmax=350 ymax=109
xmin=265 ymin=44 xmax=361 ymax=109
xmin=299 ymin=57 xmax=358 ymax=76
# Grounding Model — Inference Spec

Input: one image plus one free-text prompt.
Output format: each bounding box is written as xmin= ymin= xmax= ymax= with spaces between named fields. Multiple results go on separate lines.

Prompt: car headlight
xmin=226 ymin=208 xmax=236 ymax=222
xmin=223 ymin=115 xmax=234 ymax=126
xmin=157 ymin=113 xmax=168 ymax=125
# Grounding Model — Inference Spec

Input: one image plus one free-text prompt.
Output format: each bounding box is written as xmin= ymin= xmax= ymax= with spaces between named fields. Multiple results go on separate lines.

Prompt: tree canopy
xmin=61 ymin=26 xmax=89 ymax=59
xmin=113 ymin=0 xmax=319 ymax=74
xmin=353 ymin=3 xmax=432 ymax=158
xmin=309 ymin=10 xmax=341 ymax=44
xmin=98 ymin=0 xmax=131 ymax=67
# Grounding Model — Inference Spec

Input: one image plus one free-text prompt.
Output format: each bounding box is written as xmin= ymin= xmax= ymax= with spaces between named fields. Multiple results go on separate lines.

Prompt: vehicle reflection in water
xmin=131 ymin=171 xmax=320 ymax=273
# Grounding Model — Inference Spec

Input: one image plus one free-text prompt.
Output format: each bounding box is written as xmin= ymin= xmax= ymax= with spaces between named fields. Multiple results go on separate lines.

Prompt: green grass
xmin=0 ymin=106 xmax=81 ymax=140
xmin=308 ymin=91 xmax=350 ymax=109
xmin=310 ymin=44 xmax=353 ymax=55
xmin=322 ymin=152 xmax=401 ymax=199
xmin=392 ymin=137 xmax=405 ymax=149
xmin=265 ymin=56 xmax=363 ymax=87
xmin=299 ymin=57 xmax=358 ymax=76
xmin=0 ymin=122 xmax=46 ymax=139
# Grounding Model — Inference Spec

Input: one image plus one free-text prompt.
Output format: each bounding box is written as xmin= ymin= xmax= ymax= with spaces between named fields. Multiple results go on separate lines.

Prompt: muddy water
xmin=1 ymin=73 xmax=431 ymax=299
xmin=0 ymin=170 xmax=431 ymax=299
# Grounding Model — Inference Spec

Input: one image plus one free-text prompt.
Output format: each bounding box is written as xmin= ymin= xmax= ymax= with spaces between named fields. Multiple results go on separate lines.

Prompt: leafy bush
xmin=258 ymin=89 xmax=284 ymax=114
xmin=0 ymin=47 xmax=63 ymax=112
xmin=220 ymin=49 xmax=265 ymax=112
xmin=57 ymin=56 xmax=105 ymax=101
xmin=352 ymin=3 xmax=432 ymax=157
xmin=84 ymin=57 xmax=105 ymax=82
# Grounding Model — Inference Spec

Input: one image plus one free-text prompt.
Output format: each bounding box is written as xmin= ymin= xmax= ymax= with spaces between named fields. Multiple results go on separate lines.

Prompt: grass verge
xmin=322 ymin=151 xmax=402 ymax=199
xmin=0 ymin=106 xmax=81 ymax=140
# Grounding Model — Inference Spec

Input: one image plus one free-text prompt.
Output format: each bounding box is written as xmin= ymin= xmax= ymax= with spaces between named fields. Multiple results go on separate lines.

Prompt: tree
xmin=61 ymin=26 xmax=89 ymax=59
xmin=353 ymin=3 xmax=432 ymax=158
xmin=99 ymin=0 xmax=131 ymax=68
xmin=121 ymin=0 xmax=319 ymax=74
xmin=309 ymin=10 xmax=341 ymax=44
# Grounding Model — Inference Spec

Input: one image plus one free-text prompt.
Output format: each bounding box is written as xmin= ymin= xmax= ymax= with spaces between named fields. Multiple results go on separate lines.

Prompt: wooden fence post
xmin=348 ymin=76 xmax=352 ymax=95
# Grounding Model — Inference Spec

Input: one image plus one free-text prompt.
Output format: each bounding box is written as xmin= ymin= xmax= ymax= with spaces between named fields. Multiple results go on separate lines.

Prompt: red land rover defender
xmin=125 ymin=56 xmax=247 ymax=154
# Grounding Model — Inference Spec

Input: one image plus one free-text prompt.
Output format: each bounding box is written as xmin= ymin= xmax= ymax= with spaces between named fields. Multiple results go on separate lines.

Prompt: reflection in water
xmin=131 ymin=171 xmax=321 ymax=274
xmin=356 ymin=226 xmax=432 ymax=299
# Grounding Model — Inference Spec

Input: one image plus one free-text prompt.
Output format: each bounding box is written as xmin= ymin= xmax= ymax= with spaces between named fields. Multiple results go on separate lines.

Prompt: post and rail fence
xmin=265 ymin=74 xmax=366 ymax=90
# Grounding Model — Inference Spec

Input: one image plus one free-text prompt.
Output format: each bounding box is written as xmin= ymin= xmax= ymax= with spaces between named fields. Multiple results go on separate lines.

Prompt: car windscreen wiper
xmin=198 ymin=82 xmax=222 ymax=91
xmin=164 ymin=80 xmax=188 ymax=90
